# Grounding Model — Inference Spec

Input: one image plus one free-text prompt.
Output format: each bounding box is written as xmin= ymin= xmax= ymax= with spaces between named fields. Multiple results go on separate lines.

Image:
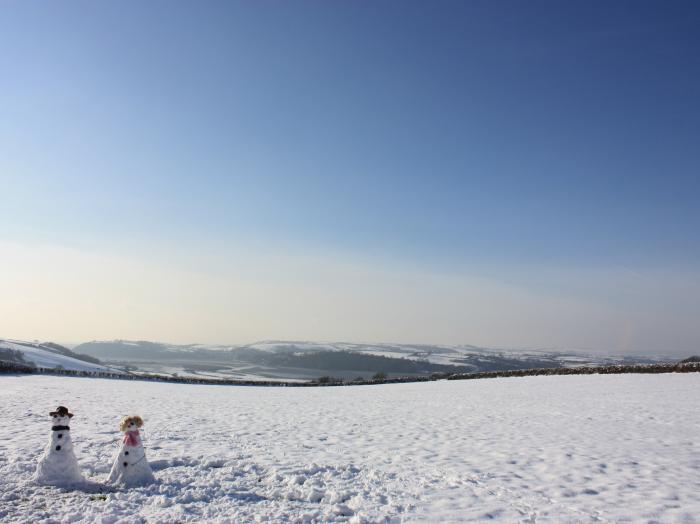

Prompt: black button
xmin=125 ymin=451 xmax=129 ymax=455
xmin=123 ymin=462 xmax=128 ymax=467
xmin=58 ymin=434 xmax=63 ymax=439
xmin=55 ymin=445 xmax=61 ymax=451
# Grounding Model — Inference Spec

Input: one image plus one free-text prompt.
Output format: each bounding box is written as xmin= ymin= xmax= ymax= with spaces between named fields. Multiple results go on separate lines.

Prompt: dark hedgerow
xmin=315 ymin=376 xmax=343 ymax=385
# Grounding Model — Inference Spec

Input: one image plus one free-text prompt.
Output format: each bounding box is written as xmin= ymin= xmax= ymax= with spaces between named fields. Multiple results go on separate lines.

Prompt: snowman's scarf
xmin=123 ymin=430 xmax=140 ymax=447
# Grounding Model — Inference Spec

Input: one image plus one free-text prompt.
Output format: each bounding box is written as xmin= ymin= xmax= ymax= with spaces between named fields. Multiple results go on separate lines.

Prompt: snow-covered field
xmin=1 ymin=373 xmax=698 ymax=523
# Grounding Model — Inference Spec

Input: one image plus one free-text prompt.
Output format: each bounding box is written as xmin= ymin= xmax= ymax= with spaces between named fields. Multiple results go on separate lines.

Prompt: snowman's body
xmin=34 ymin=412 xmax=84 ymax=486
xmin=108 ymin=421 xmax=155 ymax=486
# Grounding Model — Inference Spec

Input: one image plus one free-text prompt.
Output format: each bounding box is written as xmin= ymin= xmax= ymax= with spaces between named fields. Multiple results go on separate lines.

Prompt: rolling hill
xmin=70 ymin=339 xmax=670 ymax=381
xmin=0 ymin=339 xmax=118 ymax=373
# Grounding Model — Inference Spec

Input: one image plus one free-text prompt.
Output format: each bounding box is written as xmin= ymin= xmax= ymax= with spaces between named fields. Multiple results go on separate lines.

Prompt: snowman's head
xmin=119 ymin=415 xmax=144 ymax=433
xmin=49 ymin=406 xmax=73 ymax=427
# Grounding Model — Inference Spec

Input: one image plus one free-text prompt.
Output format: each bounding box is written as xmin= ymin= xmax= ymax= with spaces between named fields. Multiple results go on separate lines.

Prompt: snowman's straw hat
xmin=119 ymin=415 xmax=144 ymax=432
xmin=50 ymin=406 xmax=73 ymax=418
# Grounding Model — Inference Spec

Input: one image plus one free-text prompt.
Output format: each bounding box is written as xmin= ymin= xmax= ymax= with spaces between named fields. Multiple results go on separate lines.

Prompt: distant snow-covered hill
xmin=70 ymin=339 xmax=671 ymax=382
xmin=0 ymin=339 xmax=117 ymax=373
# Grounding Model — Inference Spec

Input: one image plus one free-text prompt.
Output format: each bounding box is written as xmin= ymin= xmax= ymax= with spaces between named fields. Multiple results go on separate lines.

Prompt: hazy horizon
xmin=2 ymin=2 xmax=699 ymax=355
xmin=5 ymin=318 xmax=696 ymax=358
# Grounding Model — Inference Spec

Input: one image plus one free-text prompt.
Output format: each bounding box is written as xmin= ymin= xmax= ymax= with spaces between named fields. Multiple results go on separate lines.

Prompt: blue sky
xmin=1 ymin=1 xmax=699 ymax=353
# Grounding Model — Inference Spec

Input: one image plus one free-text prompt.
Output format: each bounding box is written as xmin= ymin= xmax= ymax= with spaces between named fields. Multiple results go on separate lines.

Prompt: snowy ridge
xmin=70 ymin=339 xmax=671 ymax=383
xmin=79 ymin=338 xmax=672 ymax=364
xmin=0 ymin=339 xmax=117 ymax=373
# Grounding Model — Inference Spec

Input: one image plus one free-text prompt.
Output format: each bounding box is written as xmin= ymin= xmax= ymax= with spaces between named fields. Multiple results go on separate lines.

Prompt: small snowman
xmin=107 ymin=415 xmax=156 ymax=486
xmin=34 ymin=406 xmax=85 ymax=486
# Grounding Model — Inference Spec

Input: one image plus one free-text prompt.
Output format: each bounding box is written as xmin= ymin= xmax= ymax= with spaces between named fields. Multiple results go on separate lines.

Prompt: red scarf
xmin=123 ymin=430 xmax=140 ymax=447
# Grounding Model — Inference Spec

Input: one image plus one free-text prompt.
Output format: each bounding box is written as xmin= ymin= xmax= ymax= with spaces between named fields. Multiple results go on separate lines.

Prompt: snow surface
xmin=1 ymin=373 xmax=699 ymax=523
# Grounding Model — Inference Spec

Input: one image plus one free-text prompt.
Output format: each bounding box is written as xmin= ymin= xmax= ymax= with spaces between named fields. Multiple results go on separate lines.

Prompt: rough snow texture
xmin=1 ymin=374 xmax=699 ymax=523
xmin=33 ymin=414 xmax=85 ymax=487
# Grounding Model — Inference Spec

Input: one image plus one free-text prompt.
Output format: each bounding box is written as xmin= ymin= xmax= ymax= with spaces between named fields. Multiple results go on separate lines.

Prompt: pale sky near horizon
xmin=1 ymin=1 xmax=699 ymax=354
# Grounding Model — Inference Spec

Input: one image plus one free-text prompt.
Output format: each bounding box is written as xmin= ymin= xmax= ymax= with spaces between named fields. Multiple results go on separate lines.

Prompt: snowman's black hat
xmin=50 ymin=406 xmax=73 ymax=418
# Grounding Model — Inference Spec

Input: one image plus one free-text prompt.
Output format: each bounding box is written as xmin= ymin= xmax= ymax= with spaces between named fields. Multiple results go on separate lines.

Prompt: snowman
xmin=107 ymin=415 xmax=156 ymax=486
xmin=34 ymin=406 xmax=85 ymax=486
